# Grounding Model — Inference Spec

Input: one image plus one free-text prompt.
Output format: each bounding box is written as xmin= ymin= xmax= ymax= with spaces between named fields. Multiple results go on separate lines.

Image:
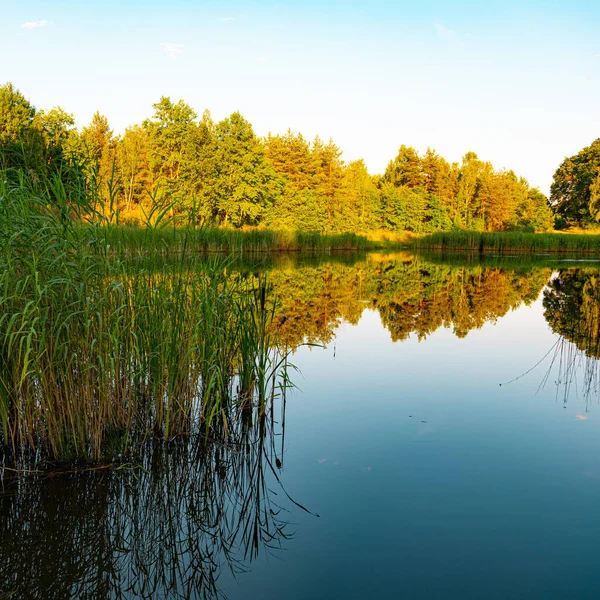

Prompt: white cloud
xmin=21 ymin=19 xmax=48 ymax=29
xmin=219 ymin=17 xmax=235 ymax=22
xmin=160 ymin=42 xmax=184 ymax=59
xmin=434 ymin=22 xmax=458 ymax=43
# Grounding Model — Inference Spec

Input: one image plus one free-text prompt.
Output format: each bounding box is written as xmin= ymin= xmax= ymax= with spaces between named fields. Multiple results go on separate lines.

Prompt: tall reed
xmin=415 ymin=231 xmax=600 ymax=254
xmin=89 ymin=224 xmax=374 ymax=256
xmin=0 ymin=171 xmax=291 ymax=465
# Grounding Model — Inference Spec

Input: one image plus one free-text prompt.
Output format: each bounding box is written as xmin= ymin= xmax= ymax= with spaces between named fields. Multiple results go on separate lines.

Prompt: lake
xmin=2 ymin=252 xmax=600 ymax=599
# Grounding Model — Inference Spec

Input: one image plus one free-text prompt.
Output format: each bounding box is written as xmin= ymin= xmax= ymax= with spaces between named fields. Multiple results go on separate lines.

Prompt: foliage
xmin=0 ymin=82 xmax=556 ymax=235
xmin=0 ymin=170 xmax=292 ymax=464
xmin=551 ymin=139 xmax=600 ymax=226
xmin=90 ymin=224 xmax=372 ymax=255
xmin=209 ymin=112 xmax=284 ymax=226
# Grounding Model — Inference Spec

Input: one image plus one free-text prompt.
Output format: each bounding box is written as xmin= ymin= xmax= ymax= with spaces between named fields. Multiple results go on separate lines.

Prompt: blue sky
xmin=2 ymin=0 xmax=599 ymax=193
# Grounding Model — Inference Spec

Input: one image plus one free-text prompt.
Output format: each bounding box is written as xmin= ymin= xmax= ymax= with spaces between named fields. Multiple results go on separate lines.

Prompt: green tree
xmin=209 ymin=112 xmax=283 ymax=227
xmin=550 ymin=139 xmax=600 ymax=225
xmin=0 ymin=83 xmax=36 ymax=146
xmin=35 ymin=107 xmax=77 ymax=168
xmin=422 ymin=148 xmax=455 ymax=202
xmin=380 ymin=183 xmax=428 ymax=232
xmin=265 ymin=130 xmax=314 ymax=191
xmin=516 ymin=187 xmax=553 ymax=231
xmin=311 ymin=137 xmax=345 ymax=230
xmin=79 ymin=112 xmax=120 ymax=219
xmin=456 ymin=151 xmax=484 ymax=228
xmin=424 ymin=195 xmax=453 ymax=232
xmin=0 ymin=83 xmax=44 ymax=170
xmin=179 ymin=110 xmax=218 ymax=224
xmin=589 ymin=169 xmax=600 ymax=221
xmin=383 ymin=145 xmax=425 ymax=188
xmin=143 ymin=97 xmax=197 ymax=206
xmin=117 ymin=125 xmax=151 ymax=214
xmin=335 ymin=159 xmax=379 ymax=232
xmin=476 ymin=168 xmax=517 ymax=230
xmin=265 ymin=186 xmax=327 ymax=231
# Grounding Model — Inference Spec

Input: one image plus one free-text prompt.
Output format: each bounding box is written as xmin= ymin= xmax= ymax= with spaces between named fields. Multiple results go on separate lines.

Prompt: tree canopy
xmin=0 ymin=82 xmax=555 ymax=233
xmin=550 ymin=139 xmax=600 ymax=226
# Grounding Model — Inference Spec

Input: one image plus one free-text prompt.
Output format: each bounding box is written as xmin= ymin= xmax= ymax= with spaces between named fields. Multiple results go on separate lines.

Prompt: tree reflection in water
xmin=0 ymin=394 xmax=294 ymax=599
xmin=542 ymin=268 xmax=600 ymax=406
xmin=262 ymin=253 xmax=551 ymax=347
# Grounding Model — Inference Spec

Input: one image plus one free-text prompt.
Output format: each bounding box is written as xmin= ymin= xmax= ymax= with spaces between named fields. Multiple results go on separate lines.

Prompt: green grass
xmin=87 ymin=224 xmax=375 ymax=256
xmin=0 ymin=172 xmax=293 ymax=466
xmin=415 ymin=231 xmax=600 ymax=254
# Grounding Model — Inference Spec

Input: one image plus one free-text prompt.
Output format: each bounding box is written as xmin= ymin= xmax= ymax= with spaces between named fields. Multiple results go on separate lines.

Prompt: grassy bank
xmin=414 ymin=231 xmax=600 ymax=254
xmin=89 ymin=225 xmax=377 ymax=256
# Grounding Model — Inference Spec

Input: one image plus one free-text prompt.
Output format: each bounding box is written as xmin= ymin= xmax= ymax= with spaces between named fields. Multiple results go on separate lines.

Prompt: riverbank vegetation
xmin=550 ymin=138 xmax=600 ymax=227
xmin=415 ymin=231 xmax=600 ymax=254
xmin=0 ymin=168 xmax=292 ymax=466
xmin=1 ymin=82 xmax=553 ymax=237
xmin=93 ymin=225 xmax=373 ymax=255
xmin=2 ymin=81 xmax=599 ymax=467
xmin=0 ymin=156 xmax=556 ymax=467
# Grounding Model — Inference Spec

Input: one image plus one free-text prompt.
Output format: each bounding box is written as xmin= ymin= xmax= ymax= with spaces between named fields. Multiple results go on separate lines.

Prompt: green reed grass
xmin=0 ymin=172 xmax=292 ymax=465
xmin=86 ymin=224 xmax=373 ymax=256
xmin=415 ymin=231 xmax=600 ymax=254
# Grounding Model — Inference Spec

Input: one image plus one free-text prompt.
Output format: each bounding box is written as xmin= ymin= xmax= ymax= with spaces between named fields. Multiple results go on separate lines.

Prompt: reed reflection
xmin=0 ymin=393 xmax=293 ymax=599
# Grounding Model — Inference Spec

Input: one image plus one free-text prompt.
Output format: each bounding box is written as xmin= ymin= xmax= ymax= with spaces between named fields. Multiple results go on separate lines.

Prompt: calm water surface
xmin=3 ymin=253 xmax=600 ymax=599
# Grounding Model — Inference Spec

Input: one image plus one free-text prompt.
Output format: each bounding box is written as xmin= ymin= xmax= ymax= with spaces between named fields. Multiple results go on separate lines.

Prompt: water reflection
xmin=264 ymin=254 xmax=551 ymax=345
xmin=128 ymin=252 xmax=554 ymax=347
xmin=4 ymin=255 xmax=600 ymax=599
xmin=543 ymin=268 xmax=600 ymax=405
xmin=0 ymin=397 xmax=292 ymax=599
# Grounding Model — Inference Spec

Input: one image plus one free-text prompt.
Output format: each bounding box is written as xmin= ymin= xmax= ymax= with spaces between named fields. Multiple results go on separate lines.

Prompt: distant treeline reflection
xmin=256 ymin=254 xmax=551 ymax=347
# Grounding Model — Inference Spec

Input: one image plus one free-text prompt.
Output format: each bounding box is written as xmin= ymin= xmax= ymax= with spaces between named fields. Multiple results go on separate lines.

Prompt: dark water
xmin=3 ymin=253 xmax=600 ymax=599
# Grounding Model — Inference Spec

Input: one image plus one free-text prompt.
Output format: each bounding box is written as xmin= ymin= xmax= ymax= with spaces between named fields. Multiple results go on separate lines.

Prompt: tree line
xmin=0 ymin=82 xmax=555 ymax=232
